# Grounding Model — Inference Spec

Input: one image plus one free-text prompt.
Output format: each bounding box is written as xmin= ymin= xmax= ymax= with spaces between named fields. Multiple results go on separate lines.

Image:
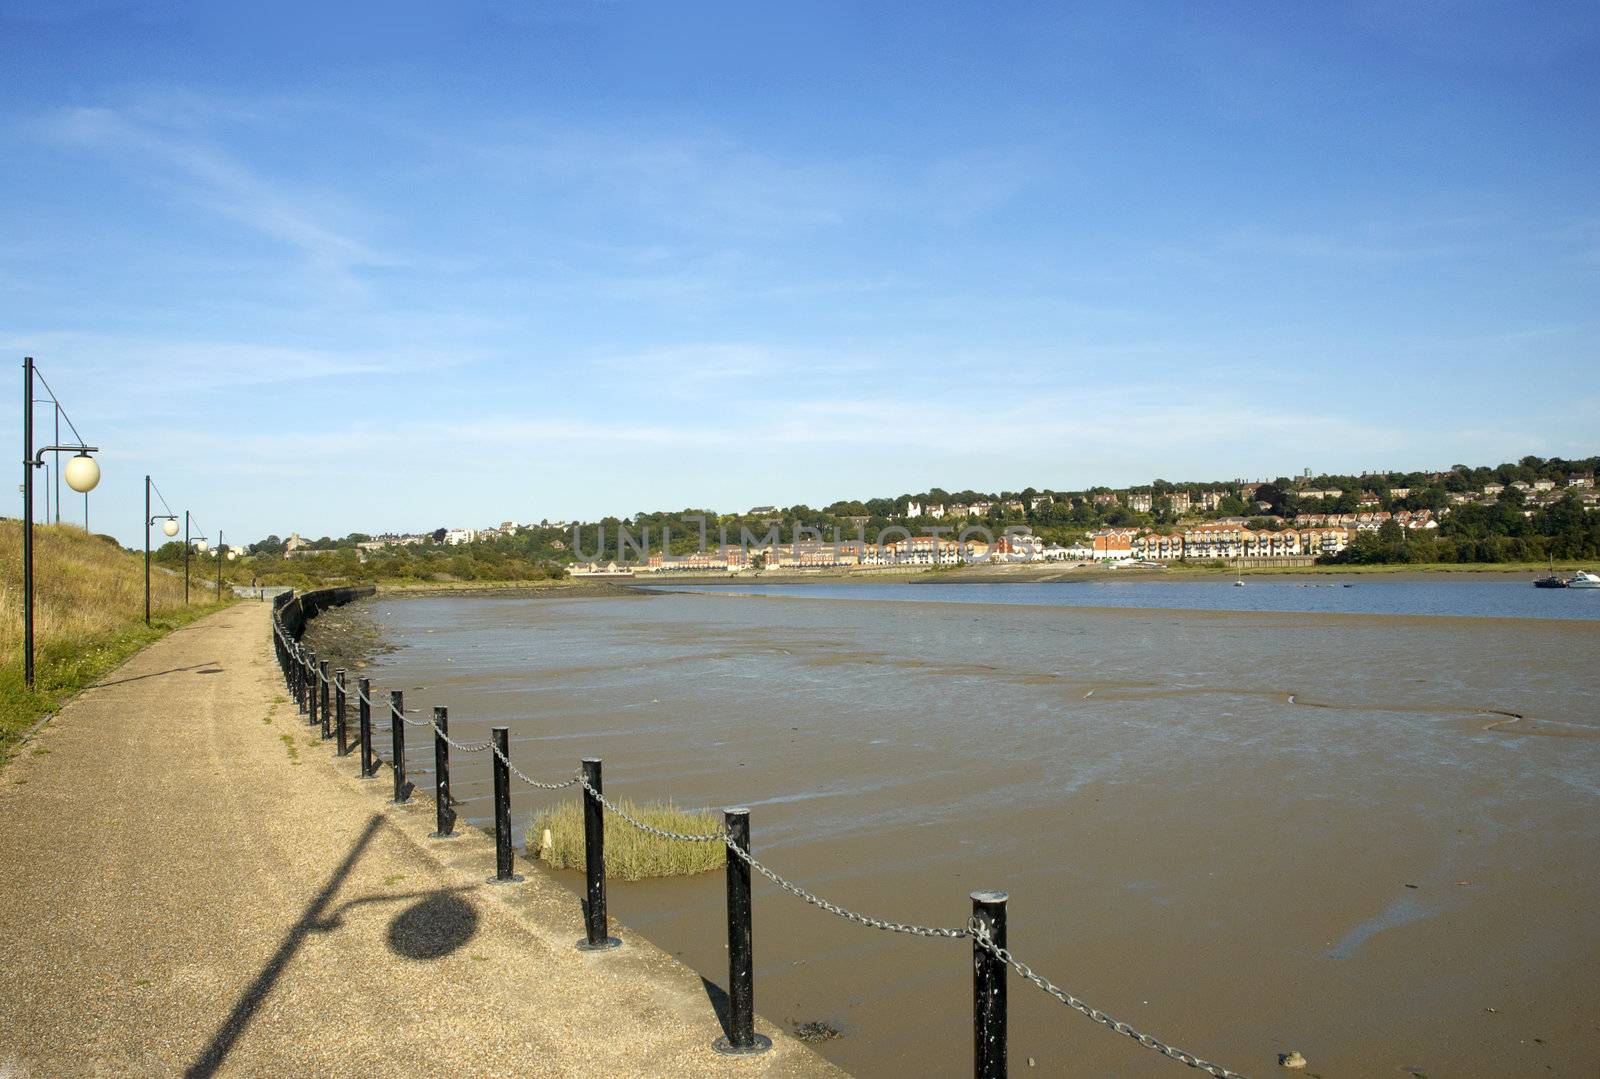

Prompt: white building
xmin=444 ymin=528 xmax=477 ymax=545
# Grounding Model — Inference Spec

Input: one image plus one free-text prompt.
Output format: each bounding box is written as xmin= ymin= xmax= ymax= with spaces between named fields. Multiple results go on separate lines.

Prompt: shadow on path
xmin=184 ymin=815 xmax=481 ymax=1077
xmin=90 ymin=662 xmax=223 ymax=689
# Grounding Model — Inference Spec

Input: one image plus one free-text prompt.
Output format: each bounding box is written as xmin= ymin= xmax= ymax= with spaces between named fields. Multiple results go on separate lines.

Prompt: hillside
xmin=0 ymin=521 xmax=228 ymax=761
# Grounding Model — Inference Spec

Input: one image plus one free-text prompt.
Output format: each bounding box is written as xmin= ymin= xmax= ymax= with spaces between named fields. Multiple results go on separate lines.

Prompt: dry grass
xmin=529 ymin=798 xmax=725 ymax=880
xmin=0 ymin=522 xmax=202 ymax=667
xmin=1 ymin=521 xmax=228 ymax=761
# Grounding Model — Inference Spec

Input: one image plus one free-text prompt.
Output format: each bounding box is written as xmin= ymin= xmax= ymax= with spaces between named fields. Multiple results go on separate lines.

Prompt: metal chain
xmin=967 ymin=923 xmax=1250 ymax=1079
xmin=575 ymin=772 xmax=725 ymax=842
xmin=725 ymin=839 xmax=970 ymax=939
xmin=492 ymin=742 xmax=580 ymax=790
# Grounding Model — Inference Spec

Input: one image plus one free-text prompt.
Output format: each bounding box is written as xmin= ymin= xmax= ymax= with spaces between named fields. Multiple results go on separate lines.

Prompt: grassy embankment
xmin=1 ymin=522 xmax=230 ymax=763
xmin=530 ymin=798 xmax=725 ymax=880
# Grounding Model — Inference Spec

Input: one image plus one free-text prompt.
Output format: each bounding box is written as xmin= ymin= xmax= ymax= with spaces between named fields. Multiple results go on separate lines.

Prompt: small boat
xmin=1533 ymin=575 xmax=1568 ymax=588
xmin=1568 ymin=570 xmax=1600 ymax=589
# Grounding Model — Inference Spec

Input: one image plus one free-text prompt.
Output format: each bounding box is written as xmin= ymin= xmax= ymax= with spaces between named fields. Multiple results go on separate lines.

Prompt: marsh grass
xmin=529 ymin=798 xmax=725 ymax=880
xmin=1 ymin=521 xmax=230 ymax=762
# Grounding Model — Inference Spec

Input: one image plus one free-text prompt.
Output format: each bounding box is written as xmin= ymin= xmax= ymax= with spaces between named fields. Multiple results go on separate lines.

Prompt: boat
xmin=1533 ymin=554 xmax=1569 ymax=588
xmin=1568 ymin=571 xmax=1600 ymax=589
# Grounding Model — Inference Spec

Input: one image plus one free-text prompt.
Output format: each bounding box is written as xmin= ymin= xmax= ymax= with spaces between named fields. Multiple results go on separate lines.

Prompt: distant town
xmin=226 ymin=455 xmax=1600 ymax=580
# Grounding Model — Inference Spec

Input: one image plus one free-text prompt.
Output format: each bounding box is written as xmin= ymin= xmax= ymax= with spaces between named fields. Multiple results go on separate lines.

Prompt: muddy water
xmin=355 ymin=590 xmax=1600 ymax=1078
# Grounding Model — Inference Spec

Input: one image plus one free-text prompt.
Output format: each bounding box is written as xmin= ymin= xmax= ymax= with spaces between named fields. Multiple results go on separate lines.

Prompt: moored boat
xmin=1567 ymin=570 xmax=1600 ymax=589
xmin=1533 ymin=575 xmax=1568 ymax=588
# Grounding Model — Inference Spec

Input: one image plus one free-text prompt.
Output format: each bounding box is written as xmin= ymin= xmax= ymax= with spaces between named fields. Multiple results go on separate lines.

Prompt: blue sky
xmin=2 ymin=1 xmax=1596 ymax=545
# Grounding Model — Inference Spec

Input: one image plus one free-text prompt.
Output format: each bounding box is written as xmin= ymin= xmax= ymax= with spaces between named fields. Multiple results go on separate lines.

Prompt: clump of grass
xmin=529 ymin=798 xmax=725 ymax=880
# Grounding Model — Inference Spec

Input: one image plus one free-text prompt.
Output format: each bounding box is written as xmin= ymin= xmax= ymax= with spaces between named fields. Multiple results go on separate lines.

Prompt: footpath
xmin=0 ymin=602 xmax=841 ymax=1078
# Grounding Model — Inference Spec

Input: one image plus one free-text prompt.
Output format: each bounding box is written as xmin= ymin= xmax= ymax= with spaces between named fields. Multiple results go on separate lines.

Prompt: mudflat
xmin=0 ymin=602 xmax=838 ymax=1078
xmin=345 ymin=588 xmax=1600 ymax=1078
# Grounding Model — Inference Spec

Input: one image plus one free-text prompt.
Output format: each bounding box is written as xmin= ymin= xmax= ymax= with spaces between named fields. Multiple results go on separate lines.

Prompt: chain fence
xmin=275 ymin=601 xmax=1254 ymax=1078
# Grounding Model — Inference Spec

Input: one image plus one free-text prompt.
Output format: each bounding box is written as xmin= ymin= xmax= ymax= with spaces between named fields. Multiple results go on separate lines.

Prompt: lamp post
xmin=216 ymin=531 xmax=226 ymax=600
xmin=21 ymin=357 xmax=101 ymax=688
xmin=144 ymin=475 xmax=180 ymax=626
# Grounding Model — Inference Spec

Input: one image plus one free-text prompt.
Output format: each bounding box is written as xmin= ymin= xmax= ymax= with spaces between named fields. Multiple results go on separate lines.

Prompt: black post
xmin=144 ymin=475 xmax=151 ymax=625
xmin=319 ymin=661 xmax=331 ymax=739
xmin=334 ymin=669 xmax=348 ymax=755
xmin=307 ymin=651 xmax=319 ymax=728
xmin=488 ymin=726 xmax=521 ymax=882
xmin=183 ymin=511 xmax=190 ymax=605
xmin=296 ymin=649 xmax=307 ymax=714
xmin=576 ymin=758 xmax=621 ymax=951
xmin=430 ymin=706 xmax=456 ymax=839
xmin=21 ymin=357 xmax=33 ymax=688
xmin=389 ymin=690 xmax=409 ymax=804
xmin=713 ymin=807 xmax=771 ymax=1055
xmin=972 ymin=890 xmax=1009 ymax=1079
xmin=357 ymin=678 xmax=375 ymax=778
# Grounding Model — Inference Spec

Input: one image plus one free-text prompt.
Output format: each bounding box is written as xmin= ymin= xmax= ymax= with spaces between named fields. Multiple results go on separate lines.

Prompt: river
xmin=346 ymin=578 xmax=1599 ymax=1077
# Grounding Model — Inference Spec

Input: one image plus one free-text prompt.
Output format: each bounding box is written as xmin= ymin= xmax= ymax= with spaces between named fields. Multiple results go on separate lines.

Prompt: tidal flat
xmin=347 ymin=585 xmax=1599 ymax=1077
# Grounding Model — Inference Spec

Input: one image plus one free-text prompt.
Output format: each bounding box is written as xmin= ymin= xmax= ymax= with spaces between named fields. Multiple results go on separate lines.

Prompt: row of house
xmin=1086 ymin=524 xmax=1357 ymax=562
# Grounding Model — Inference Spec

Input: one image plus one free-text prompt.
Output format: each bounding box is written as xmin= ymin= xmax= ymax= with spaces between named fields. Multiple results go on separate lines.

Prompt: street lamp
xmin=183 ymin=512 xmax=208 ymax=605
xmin=21 ymin=357 xmax=101 ymax=687
xmin=144 ymin=474 xmax=181 ymax=626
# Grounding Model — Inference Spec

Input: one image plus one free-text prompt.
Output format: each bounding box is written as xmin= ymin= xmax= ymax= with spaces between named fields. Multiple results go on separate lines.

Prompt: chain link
xmin=726 ymin=839 xmax=970 ymax=939
xmin=575 ymin=772 xmax=725 ymax=842
xmin=967 ymin=923 xmax=1250 ymax=1079
xmin=492 ymin=742 xmax=580 ymax=790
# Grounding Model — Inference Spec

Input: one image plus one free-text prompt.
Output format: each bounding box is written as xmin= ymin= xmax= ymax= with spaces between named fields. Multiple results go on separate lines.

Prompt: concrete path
xmin=0 ymin=602 xmax=843 ymax=1078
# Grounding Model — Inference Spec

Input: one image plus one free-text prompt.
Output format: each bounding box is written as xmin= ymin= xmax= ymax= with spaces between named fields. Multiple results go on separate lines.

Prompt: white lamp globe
xmin=196 ymin=539 xmax=209 ymax=554
xmin=64 ymin=453 xmax=100 ymax=494
xmin=227 ymin=549 xmax=237 ymax=561
xmin=162 ymin=518 xmax=180 ymax=537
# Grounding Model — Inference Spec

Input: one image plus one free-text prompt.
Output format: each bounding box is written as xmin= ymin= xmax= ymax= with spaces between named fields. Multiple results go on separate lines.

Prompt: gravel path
xmin=0 ymin=602 xmax=842 ymax=1078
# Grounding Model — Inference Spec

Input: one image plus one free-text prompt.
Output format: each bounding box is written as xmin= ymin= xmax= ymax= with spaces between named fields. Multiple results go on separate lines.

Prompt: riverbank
xmin=0 ymin=602 xmax=838 ymax=1077
xmin=630 ymin=559 xmax=1588 ymax=588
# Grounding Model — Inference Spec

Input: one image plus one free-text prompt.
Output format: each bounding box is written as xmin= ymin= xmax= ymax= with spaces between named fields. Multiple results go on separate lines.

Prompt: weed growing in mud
xmin=279 ymin=734 xmax=298 ymax=760
xmin=529 ymin=799 xmax=724 ymax=880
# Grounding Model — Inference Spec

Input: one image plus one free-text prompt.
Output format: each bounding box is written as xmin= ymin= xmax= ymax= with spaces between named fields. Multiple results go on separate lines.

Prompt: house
xmin=1092 ymin=492 xmax=1119 ymax=507
xmin=1167 ymin=491 xmax=1192 ymax=514
xmin=1126 ymin=492 xmax=1153 ymax=513
xmin=1003 ymin=499 xmax=1026 ymax=515
xmin=1357 ymin=492 xmax=1381 ymax=508
xmin=444 ymin=528 xmax=476 ymax=545
xmin=1483 ymin=484 xmax=1504 ymax=496
xmin=1532 ymin=480 xmax=1555 ymax=492
xmin=1089 ymin=529 xmax=1136 ymax=560
xmin=1566 ymin=473 xmax=1594 ymax=488
xmin=283 ymin=532 xmax=308 ymax=554
xmin=1029 ymin=495 xmax=1054 ymax=512
xmin=905 ymin=500 xmax=922 ymax=518
xmin=1388 ymin=488 xmax=1410 ymax=499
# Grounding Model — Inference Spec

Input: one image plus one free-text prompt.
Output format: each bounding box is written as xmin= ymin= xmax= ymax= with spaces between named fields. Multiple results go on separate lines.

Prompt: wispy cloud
xmin=39 ymin=103 xmax=387 ymax=295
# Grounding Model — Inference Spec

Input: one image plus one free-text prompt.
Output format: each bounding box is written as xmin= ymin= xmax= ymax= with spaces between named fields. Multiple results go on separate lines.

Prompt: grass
xmin=529 ymin=798 xmax=725 ymax=880
xmin=0 ymin=521 xmax=231 ymax=763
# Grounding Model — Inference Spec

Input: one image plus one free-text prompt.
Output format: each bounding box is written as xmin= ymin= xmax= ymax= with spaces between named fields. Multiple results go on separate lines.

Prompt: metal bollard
xmin=306 ymin=651 xmax=319 ymax=726
xmin=334 ymin=669 xmax=348 ymax=755
xmin=389 ymin=690 xmax=409 ymax=804
xmin=430 ymin=707 xmax=457 ymax=839
xmin=295 ymin=650 xmax=307 ymax=713
xmin=357 ymin=678 xmax=375 ymax=779
xmin=319 ymin=661 xmax=331 ymax=739
xmin=713 ymin=808 xmax=771 ymax=1055
xmin=576 ymin=758 xmax=621 ymax=951
xmin=972 ymin=891 xmax=1009 ymax=1079
xmin=488 ymin=727 xmax=522 ymax=883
